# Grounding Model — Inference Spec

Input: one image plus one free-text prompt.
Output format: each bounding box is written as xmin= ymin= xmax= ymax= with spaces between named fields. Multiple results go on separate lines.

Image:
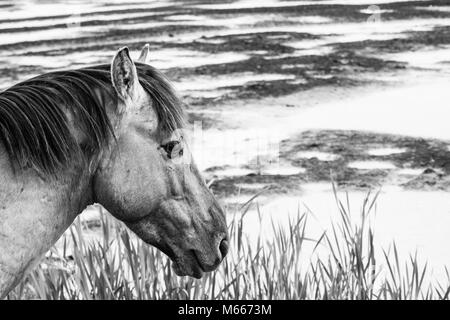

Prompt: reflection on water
xmin=239 ymin=184 xmax=450 ymax=283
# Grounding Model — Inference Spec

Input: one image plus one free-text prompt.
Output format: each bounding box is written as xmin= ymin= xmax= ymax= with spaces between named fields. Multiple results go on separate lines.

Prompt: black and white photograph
xmin=0 ymin=0 xmax=450 ymax=303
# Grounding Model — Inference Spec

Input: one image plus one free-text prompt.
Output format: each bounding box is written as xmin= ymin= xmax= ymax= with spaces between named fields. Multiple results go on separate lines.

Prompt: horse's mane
xmin=0 ymin=63 xmax=185 ymax=175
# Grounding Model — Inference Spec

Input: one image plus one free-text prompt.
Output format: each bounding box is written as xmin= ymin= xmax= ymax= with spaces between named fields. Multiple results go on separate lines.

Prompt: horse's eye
xmin=160 ymin=140 xmax=183 ymax=159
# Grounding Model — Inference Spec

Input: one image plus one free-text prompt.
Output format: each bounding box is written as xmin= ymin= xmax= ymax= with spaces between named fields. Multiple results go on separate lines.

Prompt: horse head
xmin=93 ymin=46 xmax=228 ymax=278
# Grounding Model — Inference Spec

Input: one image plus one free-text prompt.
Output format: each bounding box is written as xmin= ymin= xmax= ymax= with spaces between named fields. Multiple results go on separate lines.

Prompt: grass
xmin=6 ymin=188 xmax=450 ymax=300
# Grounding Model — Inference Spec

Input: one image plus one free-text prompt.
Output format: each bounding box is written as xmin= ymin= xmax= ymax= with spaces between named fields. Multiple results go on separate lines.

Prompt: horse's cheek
xmin=94 ymin=142 xmax=166 ymax=222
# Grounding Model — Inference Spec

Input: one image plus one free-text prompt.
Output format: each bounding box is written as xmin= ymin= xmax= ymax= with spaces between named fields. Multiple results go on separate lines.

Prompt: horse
xmin=0 ymin=45 xmax=228 ymax=298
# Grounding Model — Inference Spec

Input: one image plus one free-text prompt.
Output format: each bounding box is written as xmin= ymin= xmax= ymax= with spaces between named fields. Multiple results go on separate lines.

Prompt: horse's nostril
xmin=219 ymin=238 xmax=229 ymax=259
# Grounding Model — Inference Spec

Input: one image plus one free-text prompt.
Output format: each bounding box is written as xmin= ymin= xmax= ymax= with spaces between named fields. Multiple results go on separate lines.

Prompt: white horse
xmin=0 ymin=45 xmax=228 ymax=298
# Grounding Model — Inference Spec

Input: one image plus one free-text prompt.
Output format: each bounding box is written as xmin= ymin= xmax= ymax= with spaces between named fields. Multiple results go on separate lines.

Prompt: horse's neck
xmin=0 ymin=146 xmax=93 ymax=297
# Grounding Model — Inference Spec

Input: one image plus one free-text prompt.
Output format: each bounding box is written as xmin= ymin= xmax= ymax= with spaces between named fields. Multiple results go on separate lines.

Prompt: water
xmin=295 ymin=151 xmax=340 ymax=161
xmin=240 ymin=184 xmax=450 ymax=282
xmin=367 ymin=148 xmax=407 ymax=156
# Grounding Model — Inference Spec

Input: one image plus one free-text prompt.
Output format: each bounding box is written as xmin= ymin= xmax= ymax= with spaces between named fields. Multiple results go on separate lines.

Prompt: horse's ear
xmin=111 ymin=46 xmax=139 ymax=101
xmin=137 ymin=44 xmax=150 ymax=64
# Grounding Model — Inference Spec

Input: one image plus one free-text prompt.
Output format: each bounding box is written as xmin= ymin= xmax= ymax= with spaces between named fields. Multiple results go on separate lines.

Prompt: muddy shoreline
xmin=1 ymin=0 xmax=450 ymax=200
